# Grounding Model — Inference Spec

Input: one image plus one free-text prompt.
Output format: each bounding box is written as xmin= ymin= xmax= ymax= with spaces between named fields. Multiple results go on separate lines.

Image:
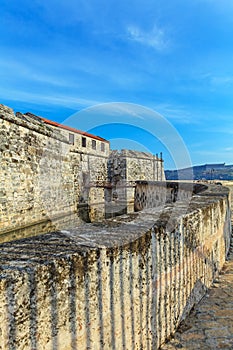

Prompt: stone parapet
xmin=0 ymin=184 xmax=231 ymax=349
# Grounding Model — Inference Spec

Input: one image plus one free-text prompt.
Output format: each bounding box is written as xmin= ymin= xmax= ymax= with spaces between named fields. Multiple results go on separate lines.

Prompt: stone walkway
xmin=160 ymin=239 xmax=233 ymax=350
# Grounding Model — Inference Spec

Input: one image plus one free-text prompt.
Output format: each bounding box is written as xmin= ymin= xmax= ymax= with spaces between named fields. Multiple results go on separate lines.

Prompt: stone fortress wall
xmin=0 ymin=182 xmax=231 ymax=350
xmin=106 ymin=150 xmax=165 ymax=215
xmin=0 ymin=104 xmax=111 ymax=233
xmin=0 ymin=103 xmax=232 ymax=349
xmin=108 ymin=149 xmax=165 ymax=183
xmin=0 ymin=104 xmax=166 ymax=234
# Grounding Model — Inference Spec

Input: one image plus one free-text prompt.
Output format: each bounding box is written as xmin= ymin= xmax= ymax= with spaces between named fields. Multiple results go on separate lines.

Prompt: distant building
xmin=165 ymin=163 xmax=233 ymax=181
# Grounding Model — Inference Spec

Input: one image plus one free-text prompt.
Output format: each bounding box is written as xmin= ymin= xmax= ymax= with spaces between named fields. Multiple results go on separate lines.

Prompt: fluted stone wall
xmin=222 ymin=181 xmax=233 ymax=215
xmin=0 ymin=184 xmax=231 ymax=349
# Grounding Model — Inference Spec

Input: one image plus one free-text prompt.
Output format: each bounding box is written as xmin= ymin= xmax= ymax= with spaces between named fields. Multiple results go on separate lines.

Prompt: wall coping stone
xmin=0 ymin=183 xmax=230 ymax=257
xmin=0 ymin=104 xmax=68 ymax=143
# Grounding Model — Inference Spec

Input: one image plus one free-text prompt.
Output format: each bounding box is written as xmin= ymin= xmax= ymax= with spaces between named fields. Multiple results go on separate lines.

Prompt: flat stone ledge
xmin=0 ymin=183 xmax=230 ymax=263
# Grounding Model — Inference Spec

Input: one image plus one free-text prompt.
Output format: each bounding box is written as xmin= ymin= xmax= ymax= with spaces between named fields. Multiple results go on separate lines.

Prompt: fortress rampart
xmin=106 ymin=150 xmax=165 ymax=215
xmin=0 ymin=104 xmax=166 ymax=234
xmin=0 ymin=104 xmax=232 ymax=349
xmin=0 ymin=182 xmax=231 ymax=349
xmin=0 ymin=104 xmax=110 ymax=233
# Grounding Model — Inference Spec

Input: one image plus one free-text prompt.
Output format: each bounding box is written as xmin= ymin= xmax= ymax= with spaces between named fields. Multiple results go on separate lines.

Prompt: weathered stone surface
xmin=160 ymin=239 xmax=233 ymax=350
xmin=108 ymin=150 xmax=165 ymax=183
xmin=0 ymin=103 xmax=232 ymax=349
xmin=0 ymin=104 xmax=166 ymax=231
xmin=0 ymin=184 xmax=231 ymax=349
xmin=106 ymin=150 xmax=165 ymax=215
xmin=0 ymin=104 xmax=110 ymax=233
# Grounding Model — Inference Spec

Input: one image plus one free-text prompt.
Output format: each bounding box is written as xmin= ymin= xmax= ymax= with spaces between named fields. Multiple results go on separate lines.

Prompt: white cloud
xmin=206 ymin=125 xmax=233 ymax=135
xmin=0 ymin=57 xmax=75 ymax=88
xmin=224 ymin=147 xmax=233 ymax=152
xmin=126 ymin=25 xmax=168 ymax=50
xmin=198 ymin=72 xmax=233 ymax=86
xmin=86 ymin=102 xmax=146 ymax=119
xmin=0 ymin=87 xmax=100 ymax=110
xmin=211 ymin=76 xmax=233 ymax=86
xmin=153 ymin=103 xmax=199 ymax=124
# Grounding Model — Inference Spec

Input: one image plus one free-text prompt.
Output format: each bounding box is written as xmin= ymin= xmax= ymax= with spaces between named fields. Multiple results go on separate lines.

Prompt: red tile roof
xmin=41 ymin=117 xmax=109 ymax=143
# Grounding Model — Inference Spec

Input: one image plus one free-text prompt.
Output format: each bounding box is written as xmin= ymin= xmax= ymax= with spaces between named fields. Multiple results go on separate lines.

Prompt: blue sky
xmin=1 ymin=0 xmax=233 ymax=169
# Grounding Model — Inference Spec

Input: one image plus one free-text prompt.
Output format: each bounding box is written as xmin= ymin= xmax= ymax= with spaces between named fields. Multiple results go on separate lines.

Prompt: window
xmin=101 ymin=142 xmax=105 ymax=152
xmin=92 ymin=140 xmax=96 ymax=150
xmin=82 ymin=137 xmax=86 ymax=147
xmin=69 ymin=133 xmax=74 ymax=145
